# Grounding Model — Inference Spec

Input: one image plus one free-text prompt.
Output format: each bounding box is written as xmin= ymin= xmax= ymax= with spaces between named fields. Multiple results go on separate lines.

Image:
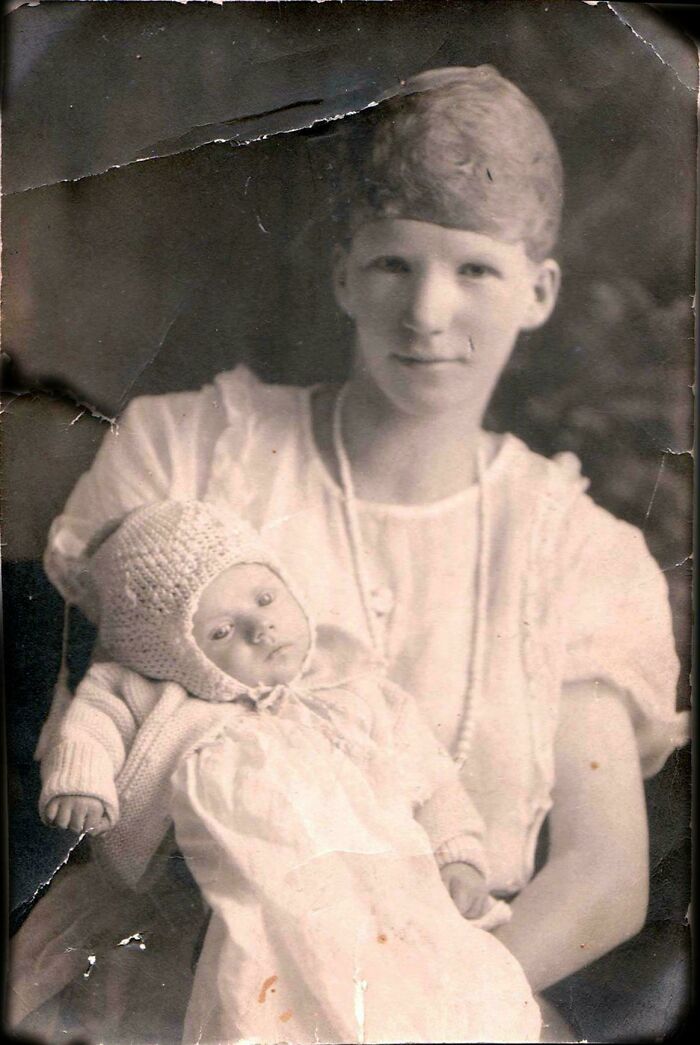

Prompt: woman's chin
xmin=353 ymin=361 xmax=484 ymax=420
xmin=383 ymin=378 xmax=481 ymax=419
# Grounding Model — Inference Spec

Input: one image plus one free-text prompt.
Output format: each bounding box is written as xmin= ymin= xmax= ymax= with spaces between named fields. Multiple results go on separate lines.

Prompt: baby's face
xmin=192 ymin=564 xmax=311 ymax=687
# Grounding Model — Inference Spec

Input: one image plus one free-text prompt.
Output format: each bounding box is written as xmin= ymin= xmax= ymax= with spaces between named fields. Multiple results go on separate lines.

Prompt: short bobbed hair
xmin=341 ymin=66 xmax=563 ymax=261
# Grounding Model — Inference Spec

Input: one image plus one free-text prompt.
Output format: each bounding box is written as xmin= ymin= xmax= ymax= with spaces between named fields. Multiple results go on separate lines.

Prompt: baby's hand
xmin=43 ymin=795 xmax=112 ymax=835
xmin=440 ymin=861 xmax=492 ymax=920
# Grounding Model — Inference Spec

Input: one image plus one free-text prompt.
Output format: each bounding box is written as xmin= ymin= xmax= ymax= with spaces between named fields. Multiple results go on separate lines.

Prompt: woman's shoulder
xmin=488 ymin=433 xmax=591 ymax=531
xmin=120 ymin=364 xmax=304 ymax=433
xmin=490 ymin=434 xmax=656 ymax=564
xmin=494 ymin=433 xmax=588 ymax=494
xmin=213 ymin=363 xmax=307 ymax=424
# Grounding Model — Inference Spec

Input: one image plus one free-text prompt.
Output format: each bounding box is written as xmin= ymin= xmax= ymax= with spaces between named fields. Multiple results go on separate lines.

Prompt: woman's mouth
xmin=391 ymin=353 xmax=468 ymax=367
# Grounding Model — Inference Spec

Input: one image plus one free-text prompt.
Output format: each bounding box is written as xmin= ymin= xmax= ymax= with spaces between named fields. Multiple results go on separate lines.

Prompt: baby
xmin=40 ymin=500 xmax=538 ymax=1043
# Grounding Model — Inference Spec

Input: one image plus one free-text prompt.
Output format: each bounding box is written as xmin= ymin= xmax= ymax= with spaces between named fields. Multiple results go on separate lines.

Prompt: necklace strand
xmin=331 ymin=383 xmax=488 ymax=765
xmin=332 ymin=384 xmax=388 ymax=667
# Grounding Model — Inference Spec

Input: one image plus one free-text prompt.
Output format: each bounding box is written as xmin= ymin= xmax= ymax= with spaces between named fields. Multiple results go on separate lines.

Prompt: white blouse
xmin=45 ymin=365 xmax=688 ymax=894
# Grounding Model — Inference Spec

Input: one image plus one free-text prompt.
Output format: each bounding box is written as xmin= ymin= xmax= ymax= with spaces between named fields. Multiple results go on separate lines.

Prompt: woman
xmin=14 ymin=66 xmax=688 ymax=1043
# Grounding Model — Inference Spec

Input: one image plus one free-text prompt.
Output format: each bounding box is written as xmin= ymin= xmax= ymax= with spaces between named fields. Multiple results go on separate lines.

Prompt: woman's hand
xmin=493 ymin=682 xmax=649 ymax=992
xmin=440 ymin=862 xmax=491 ymax=919
xmin=43 ymin=795 xmax=112 ymax=835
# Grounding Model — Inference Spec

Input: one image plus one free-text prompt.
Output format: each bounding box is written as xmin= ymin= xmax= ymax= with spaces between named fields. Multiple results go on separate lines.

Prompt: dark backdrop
xmin=2 ymin=2 xmax=694 ymax=1041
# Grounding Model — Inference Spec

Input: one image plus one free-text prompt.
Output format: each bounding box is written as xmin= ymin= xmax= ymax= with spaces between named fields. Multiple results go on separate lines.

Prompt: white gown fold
xmin=171 ymin=697 xmax=540 ymax=1045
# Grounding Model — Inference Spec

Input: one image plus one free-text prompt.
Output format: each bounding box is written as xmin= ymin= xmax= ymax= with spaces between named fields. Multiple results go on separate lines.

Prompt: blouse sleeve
xmin=561 ymin=494 xmax=688 ymax=778
xmin=42 ymin=368 xmax=258 ymax=618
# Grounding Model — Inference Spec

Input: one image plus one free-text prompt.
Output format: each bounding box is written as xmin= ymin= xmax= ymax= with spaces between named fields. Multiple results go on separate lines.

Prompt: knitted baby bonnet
xmin=89 ymin=500 xmax=314 ymax=703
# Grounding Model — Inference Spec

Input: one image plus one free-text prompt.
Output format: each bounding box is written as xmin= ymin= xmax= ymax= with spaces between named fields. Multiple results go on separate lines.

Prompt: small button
xmin=369 ymin=586 xmax=394 ymax=617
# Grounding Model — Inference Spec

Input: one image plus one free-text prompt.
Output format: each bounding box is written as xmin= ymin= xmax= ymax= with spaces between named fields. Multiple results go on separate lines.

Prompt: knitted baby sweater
xmin=40 ymin=659 xmax=490 ymax=889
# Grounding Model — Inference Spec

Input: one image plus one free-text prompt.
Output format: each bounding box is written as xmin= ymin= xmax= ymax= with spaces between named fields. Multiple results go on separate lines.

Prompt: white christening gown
xmin=170 ymin=681 xmax=540 ymax=1045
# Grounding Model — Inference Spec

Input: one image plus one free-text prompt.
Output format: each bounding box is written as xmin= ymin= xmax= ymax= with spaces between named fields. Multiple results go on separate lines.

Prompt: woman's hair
xmin=338 ymin=66 xmax=563 ymax=261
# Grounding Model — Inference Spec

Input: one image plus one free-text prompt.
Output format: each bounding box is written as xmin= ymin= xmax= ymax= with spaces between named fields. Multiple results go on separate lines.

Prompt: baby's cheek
xmin=204 ymin=639 xmax=240 ymax=678
xmin=227 ymin=645 xmax=253 ymax=677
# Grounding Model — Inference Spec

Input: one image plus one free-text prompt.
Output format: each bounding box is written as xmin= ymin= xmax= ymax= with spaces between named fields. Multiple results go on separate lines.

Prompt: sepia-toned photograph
xmin=2 ymin=2 xmax=694 ymax=1042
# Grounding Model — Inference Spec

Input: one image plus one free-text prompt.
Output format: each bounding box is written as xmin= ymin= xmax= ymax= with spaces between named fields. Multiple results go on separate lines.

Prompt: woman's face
xmin=333 ymin=219 xmax=560 ymax=418
xmin=192 ymin=564 xmax=310 ymax=687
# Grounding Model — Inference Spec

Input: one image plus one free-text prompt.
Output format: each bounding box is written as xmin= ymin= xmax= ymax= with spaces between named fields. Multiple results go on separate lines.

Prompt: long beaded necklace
xmin=331 ymin=382 xmax=490 ymax=767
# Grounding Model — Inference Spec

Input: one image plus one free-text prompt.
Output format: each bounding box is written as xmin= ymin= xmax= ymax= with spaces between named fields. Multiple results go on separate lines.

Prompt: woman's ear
xmin=332 ymin=244 xmax=354 ymax=319
xmin=522 ymin=258 xmax=561 ymax=331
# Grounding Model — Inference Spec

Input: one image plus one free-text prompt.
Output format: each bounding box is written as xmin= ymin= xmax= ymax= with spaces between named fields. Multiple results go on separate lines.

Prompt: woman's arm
xmin=493 ymin=681 xmax=649 ymax=993
xmin=43 ymin=386 xmax=225 ymax=615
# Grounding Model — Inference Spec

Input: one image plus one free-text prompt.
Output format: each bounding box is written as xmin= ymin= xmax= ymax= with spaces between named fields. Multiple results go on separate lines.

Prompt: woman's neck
xmin=312 ymin=376 xmax=491 ymax=506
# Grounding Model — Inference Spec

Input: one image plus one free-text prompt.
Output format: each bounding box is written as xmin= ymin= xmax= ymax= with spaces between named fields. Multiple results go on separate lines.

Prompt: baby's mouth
xmin=266 ymin=642 xmax=293 ymax=661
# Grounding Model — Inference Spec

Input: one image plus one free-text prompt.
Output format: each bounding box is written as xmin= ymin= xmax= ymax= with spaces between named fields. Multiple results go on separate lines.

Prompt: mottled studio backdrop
xmin=2 ymin=2 xmax=695 ymax=1040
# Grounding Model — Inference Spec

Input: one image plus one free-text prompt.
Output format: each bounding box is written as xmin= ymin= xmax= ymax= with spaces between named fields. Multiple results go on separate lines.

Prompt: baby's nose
xmin=250 ymin=618 xmax=275 ymax=645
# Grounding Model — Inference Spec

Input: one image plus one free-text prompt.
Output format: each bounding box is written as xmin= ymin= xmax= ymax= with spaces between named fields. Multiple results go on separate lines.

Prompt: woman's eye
xmin=257 ymin=591 xmax=274 ymax=607
xmin=371 ymin=256 xmax=411 ymax=274
xmin=458 ymin=262 xmax=495 ymax=279
xmin=210 ymin=622 xmax=234 ymax=641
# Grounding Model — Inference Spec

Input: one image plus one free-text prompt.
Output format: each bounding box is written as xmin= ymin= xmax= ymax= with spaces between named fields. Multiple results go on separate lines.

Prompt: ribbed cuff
xmin=39 ymin=739 xmax=119 ymax=826
xmin=470 ymin=898 xmax=513 ymax=932
xmin=34 ymin=682 xmax=73 ymax=762
xmin=434 ymin=832 xmax=489 ymax=877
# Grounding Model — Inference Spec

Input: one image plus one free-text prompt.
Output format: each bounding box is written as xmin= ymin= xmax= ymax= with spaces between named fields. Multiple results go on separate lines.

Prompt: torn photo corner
xmin=2 ymin=2 xmax=694 ymax=1044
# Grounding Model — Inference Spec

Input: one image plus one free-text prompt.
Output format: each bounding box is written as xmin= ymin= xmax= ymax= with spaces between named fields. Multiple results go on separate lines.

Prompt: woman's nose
xmin=402 ymin=270 xmax=459 ymax=336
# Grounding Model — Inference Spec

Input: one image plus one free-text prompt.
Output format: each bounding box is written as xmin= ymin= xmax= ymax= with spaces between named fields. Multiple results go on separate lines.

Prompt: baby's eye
xmin=257 ymin=591 xmax=274 ymax=607
xmin=210 ymin=622 xmax=234 ymax=641
xmin=371 ymin=256 xmax=411 ymax=275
